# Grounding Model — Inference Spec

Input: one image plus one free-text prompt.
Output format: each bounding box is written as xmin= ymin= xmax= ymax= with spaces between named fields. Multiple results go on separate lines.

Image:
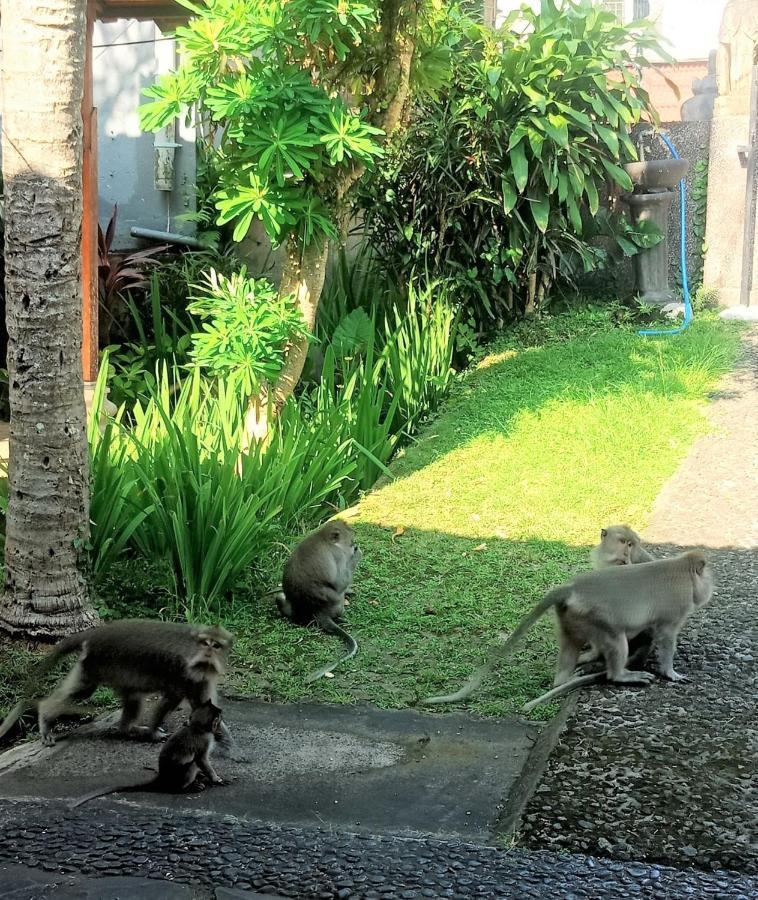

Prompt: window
xmin=600 ymin=0 xmax=625 ymax=22
xmin=633 ymin=0 xmax=651 ymax=17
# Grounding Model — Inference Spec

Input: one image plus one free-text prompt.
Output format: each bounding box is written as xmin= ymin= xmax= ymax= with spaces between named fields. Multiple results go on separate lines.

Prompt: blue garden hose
xmin=638 ymin=131 xmax=693 ymax=337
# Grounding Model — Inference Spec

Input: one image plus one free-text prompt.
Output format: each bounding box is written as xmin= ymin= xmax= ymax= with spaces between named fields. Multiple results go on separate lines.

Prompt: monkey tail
xmin=0 ymin=700 xmax=33 ymax=742
xmin=0 ymin=633 xmax=88 ymax=742
xmin=68 ymin=778 xmax=157 ymax=809
xmin=521 ymin=672 xmax=604 ymax=714
xmin=304 ymin=615 xmax=358 ymax=683
xmin=422 ymin=586 xmax=571 ymax=705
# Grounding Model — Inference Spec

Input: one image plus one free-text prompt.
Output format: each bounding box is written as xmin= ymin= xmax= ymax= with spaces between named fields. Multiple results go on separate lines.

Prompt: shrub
xmin=89 ymin=270 xmax=458 ymax=612
xmin=187 ymin=267 xmax=308 ymax=398
xmin=360 ymin=0 xmax=668 ymax=326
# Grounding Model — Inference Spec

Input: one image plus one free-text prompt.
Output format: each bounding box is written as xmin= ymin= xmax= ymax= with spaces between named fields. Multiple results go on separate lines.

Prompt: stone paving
xmin=1 ymin=330 xmax=757 ymax=898
xmin=520 ymin=330 xmax=758 ymax=874
xmin=0 ymin=802 xmax=756 ymax=899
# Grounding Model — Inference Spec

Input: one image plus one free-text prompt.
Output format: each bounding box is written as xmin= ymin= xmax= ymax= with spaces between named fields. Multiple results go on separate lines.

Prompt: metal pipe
xmin=130 ymin=226 xmax=204 ymax=249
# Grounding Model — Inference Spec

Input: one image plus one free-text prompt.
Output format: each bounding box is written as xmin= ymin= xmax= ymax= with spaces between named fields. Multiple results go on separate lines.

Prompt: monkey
xmin=590 ymin=524 xmax=655 ymax=568
xmin=581 ymin=524 xmax=658 ymax=672
xmin=0 ymin=620 xmax=236 ymax=751
xmin=68 ymin=700 xmax=225 ymax=808
xmin=423 ymin=550 xmax=713 ymax=708
xmin=276 ymin=519 xmax=362 ymax=682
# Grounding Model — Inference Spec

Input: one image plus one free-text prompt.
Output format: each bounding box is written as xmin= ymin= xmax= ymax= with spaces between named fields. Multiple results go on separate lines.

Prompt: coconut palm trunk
xmin=0 ymin=0 xmax=97 ymax=636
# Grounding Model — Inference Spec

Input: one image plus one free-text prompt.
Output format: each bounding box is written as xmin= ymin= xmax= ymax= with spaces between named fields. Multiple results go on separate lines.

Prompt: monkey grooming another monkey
xmin=0 ymin=620 xmax=235 ymax=749
xmin=423 ymin=550 xmax=713 ymax=708
xmin=69 ymin=700 xmax=225 ymax=808
xmin=276 ymin=520 xmax=362 ymax=682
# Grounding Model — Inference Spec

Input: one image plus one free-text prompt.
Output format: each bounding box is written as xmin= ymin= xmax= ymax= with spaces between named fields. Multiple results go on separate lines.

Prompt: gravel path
xmin=0 ymin=800 xmax=755 ymax=899
xmin=520 ymin=328 xmax=758 ymax=874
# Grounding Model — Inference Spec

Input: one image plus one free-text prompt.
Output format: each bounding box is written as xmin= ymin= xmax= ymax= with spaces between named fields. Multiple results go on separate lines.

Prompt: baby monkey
xmin=69 ymin=700 xmax=225 ymax=808
xmin=276 ymin=519 xmax=362 ymax=682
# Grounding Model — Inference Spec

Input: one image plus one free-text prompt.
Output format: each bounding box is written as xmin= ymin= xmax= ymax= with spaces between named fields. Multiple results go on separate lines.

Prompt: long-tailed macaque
xmin=590 ymin=525 xmax=655 ymax=568
xmin=583 ymin=524 xmax=657 ymax=671
xmin=276 ymin=520 xmax=362 ymax=682
xmin=0 ymin=620 xmax=235 ymax=750
xmin=423 ymin=551 xmax=713 ymax=710
xmin=69 ymin=700 xmax=225 ymax=808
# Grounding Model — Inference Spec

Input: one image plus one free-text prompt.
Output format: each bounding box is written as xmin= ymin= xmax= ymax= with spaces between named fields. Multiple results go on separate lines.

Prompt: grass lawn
xmin=0 ymin=306 xmax=743 ymax=727
xmin=221 ymin=307 xmax=741 ymax=718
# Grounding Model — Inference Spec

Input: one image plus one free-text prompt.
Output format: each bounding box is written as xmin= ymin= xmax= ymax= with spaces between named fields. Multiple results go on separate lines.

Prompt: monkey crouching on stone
xmin=423 ymin=550 xmax=713 ymax=712
xmin=275 ymin=519 xmax=362 ymax=682
xmin=69 ymin=700 xmax=226 ymax=808
xmin=0 ymin=620 xmax=236 ymax=752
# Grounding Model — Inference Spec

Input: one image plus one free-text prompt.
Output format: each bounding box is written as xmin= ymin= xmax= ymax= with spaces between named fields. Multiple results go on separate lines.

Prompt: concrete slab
xmin=0 ymin=699 xmax=541 ymax=842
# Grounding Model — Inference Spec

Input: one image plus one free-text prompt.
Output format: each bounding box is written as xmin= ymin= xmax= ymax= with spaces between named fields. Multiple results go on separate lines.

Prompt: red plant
xmin=98 ymin=204 xmax=168 ymax=344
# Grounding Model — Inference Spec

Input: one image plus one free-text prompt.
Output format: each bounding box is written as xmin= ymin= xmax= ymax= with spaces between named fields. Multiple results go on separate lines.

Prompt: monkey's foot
xmin=657 ymin=669 xmax=689 ymax=682
xmin=610 ymin=671 xmax=656 ymax=685
xmin=40 ymin=733 xmax=56 ymax=748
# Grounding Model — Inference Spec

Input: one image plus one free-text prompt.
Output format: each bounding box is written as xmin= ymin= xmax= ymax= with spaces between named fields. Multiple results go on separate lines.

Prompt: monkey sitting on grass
xmin=275 ymin=519 xmax=363 ymax=682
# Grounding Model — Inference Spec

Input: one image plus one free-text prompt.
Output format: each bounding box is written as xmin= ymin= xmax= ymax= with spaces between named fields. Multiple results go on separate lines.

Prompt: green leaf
xmin=530 ymin=194 xmax=550 ymax=233
xmin=585 ymin=178 xmax=599 ymax=215
xmin=501 ymin=177 xmax=518 ymax=214
xmin=600 ymin=157 xmax=633 ymax=191
xmin=510 ymin=142 xmax=529 ymax=193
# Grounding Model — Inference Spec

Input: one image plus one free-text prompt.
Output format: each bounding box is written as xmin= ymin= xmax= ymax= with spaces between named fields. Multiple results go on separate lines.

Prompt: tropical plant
xmin=139 ymin=0 xmax=466 ymax=422
xmin=187 ymin=267 xmax=308 ymax=400
xmin=361 ymin=0 xmax=669 ymax=324
xmin=88 ymin=268 xmax=458 ymax=610
xmin=98 ymin=205 xmax=168 ymax=345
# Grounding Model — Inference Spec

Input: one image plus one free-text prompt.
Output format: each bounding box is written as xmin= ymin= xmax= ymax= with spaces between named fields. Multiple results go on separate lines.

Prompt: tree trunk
xmin=0 ymin=0 xmax=97 ymax=637
xmin=268 ymin=2 xmax=419 ymax=413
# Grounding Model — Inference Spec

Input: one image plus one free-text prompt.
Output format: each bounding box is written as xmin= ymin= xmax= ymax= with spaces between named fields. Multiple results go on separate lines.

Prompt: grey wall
xmin=93 ymin=19 xmax=196 ymax=250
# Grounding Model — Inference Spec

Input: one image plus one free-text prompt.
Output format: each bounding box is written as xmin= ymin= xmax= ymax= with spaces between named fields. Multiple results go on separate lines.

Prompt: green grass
xmin=220 ymin=308 xmax=741 ymax=717
xmin=1 ymin=307 xmax=741 ymax=726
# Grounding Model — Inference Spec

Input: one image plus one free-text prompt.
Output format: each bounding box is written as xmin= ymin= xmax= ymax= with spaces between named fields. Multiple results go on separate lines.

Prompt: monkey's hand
xmin=40 ymin=733 xmax=56 ymax=748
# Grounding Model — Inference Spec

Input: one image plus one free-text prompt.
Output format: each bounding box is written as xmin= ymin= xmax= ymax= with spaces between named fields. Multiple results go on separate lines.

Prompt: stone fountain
xmin=623 ymin=153 xmax=690 ymax=307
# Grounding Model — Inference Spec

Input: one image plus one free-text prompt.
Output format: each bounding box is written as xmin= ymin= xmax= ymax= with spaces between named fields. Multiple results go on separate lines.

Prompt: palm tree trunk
xmin=0 ymin=0 xmax=97 ymax=637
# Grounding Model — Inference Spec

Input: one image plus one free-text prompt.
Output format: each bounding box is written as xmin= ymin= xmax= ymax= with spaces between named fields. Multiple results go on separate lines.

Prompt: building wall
xmin=92 ymin=19 xmax=196 ymax=249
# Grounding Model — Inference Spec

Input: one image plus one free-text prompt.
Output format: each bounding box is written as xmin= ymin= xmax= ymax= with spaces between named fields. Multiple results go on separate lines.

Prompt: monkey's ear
xmin=600 ymin=528 xmax=607 ymax=539
xmin=695 ymin=558 xmax=706 ymax=575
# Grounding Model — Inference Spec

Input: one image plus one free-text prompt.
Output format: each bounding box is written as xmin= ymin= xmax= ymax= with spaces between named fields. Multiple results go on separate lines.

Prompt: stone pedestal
xmin=625 ymin=191 xmax=677 ymax=306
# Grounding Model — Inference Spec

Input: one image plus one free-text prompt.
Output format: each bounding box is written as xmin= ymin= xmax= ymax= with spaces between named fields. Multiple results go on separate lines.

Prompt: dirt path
xmin=520 ymin=327 xmax=758 ymax=874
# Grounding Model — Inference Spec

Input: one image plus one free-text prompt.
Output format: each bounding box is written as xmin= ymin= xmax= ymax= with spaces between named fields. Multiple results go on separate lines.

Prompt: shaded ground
xmin=0 ymin=700 xmax=544 ymax=842
xmin=0 ymin=322 xmax=755 ymax=898
xmin=520 ymin=329 xmax=758 ymax=874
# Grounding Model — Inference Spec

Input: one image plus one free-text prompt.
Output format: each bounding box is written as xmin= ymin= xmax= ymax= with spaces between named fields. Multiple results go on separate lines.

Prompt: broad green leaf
xmin=530 ymin=194 xmax=550 ymax=233
xmin=510 ymin=142 xmax=529 ymax=193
